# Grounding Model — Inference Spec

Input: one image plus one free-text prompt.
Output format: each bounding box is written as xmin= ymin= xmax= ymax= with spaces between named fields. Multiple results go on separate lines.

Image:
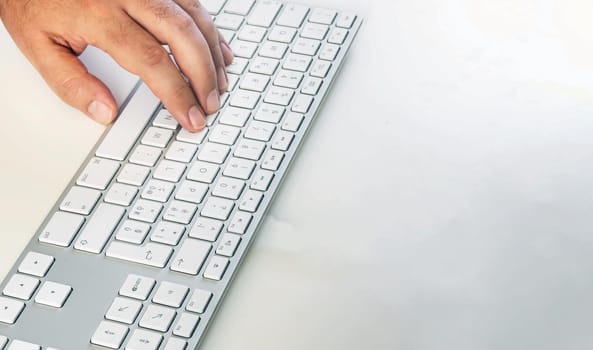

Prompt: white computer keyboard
xmin=0 ymin=1 xmax=361 ymax=349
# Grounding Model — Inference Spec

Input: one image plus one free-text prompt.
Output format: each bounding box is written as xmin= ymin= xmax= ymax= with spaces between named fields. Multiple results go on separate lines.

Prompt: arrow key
xmin=2 ymin=274 xmax=39 ymax=301
xmin=91 ymin=321 xmax=129 ymax=349
xmin=139 ymin=304 xmax=176 ymax=333
xmin=126 ymin=329 xmax=163 ymax=350
xmin=106 ymin=297 xmax=143 ymax=324
xmin=34 ymin=281 xmax=72 ymax=308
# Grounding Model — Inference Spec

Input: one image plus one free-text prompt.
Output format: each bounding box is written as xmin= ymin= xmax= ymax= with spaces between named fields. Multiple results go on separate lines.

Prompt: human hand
xmin=0 ymin=0 xmax=233 ymax=131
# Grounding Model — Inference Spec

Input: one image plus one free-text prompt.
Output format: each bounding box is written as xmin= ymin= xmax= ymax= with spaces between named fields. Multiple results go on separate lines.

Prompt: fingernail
xmin=188 ymin=105 xmax=206 ymax=130
xmin=218 ymin=67 xmax=228 ymax=92
xmin=207 ymin=90 xmax=220 ymax=113
xmin=88 ymin=100 xmax=113 ymax=125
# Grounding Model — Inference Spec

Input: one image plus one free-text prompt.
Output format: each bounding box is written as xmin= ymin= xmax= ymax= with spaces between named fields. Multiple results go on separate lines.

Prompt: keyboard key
xmin=187 ymin=161 xmax=220 ymax=184
xmin=271 ymin=130 xmax=294 ymax=151
xmin=277 ymin=4 xmax=309 ymax=27
xmin=259 ymin=41 xmax=288 ymax=59
xmin=230 ymin=89 xmax=260 ymax=109
xmin=215 ymin=13 xmax=244 ymax=30
xmin=126 ymin=329 xmax=162 ymax=350
xmin=163 ymin=338 xmax=187 ymax=350
xmin=142 ymin=179 xmax=175 ymax=203
xmin=186 ymin=289 xmax=212 ymax=314
xmin=116 ymin=220 xmax=151 ymax=244
xmin=250 ymin=169 xmax=275 ymax=191
xmin=197 ymin=142 xmax=230 ymax=164
xmin=254 ymin=103 xmax=285 ymax=123
xmin=175 ymin=180 xmax=208 ymax=204
xmin=105 ymin=183 xmax=138 ymax=206
xmin=203 ymin=256 xmax=230 ymax=281
xmin=140 ymin=304 xmax=176 ymax=332
xmin=170 ymin=239 xmax=212 ymax=275
xmin=201 ymin=197 xmax=235 ymax=220
xmin=225 ymin=0 xmax=255 ymax=15
xmin=310 ymin=59 xmax=332 ymax=78
xmin=319 ymin=43 xmax=340 ymax=61
xmin=201 ymin=0 xmax=226 ymax=14
xmin=309 ymin=8 xmax=337 ymax=24
xmin=91 ymin=321 xmax=129 ymax=349
xmin=234 ymin=138 xmax=266 ymax=161
xmin=223 ymin=157 xmax=256 ymax=180
xmin=291 ymin=94 xmax=314 ymax=114
xmin=117 ymin=163 xmax=150 ymax=186
xmin=153 ymin=282 xmax=189 ymax=308
xmin=274 ymin=69 xmax=303 ymax=89
xmin=2 ymin=274 xmax=39 ymax=301
xmin=292 ymin=37 xmax=321 ymax=56
xmin=300 ymin=22 xmax=329 ymax=40
xmin=219 ymin=106 xmax=251 ymax=127
xmin=6 ymin=340 xmax=40 ymax=350
xmin=151 ymin=221 xmax=185 ymax=246
xmin=0 ymin=297 xmax=25 ymax=324
xmin=59 ymin=186 xmax=101 ymax=215
xmin=172 ymin=313 xmax=200 ymax=338
xmin=165 ymin=141 xmax=198 ymax=163
xmin=76 ymin=157 xmax=120 ymax=190
xmin=74 ymin=203 xmax=125 ymax=254
xmin=129 ymin=145 xmax=162 ymax=167
xmin=229 ymin=39 xmax=258 ymax=58
xmin=281 ymin=112 xmax=304 ymax=132
xmin=239 ymin=72 xmax=270 ymax=92
xmin=153 ymin=160 xmax=186 ymax=182
xmin=188 ymin=217 xmax=223 ymax=242
xmin=163 ymin=200 xmax=197 ymax=224
xmin=34 ymin=281 xmax=72 ymax=308
xmin=244 ymin=120 xmax=276 ymax=141
xmin=264 ymin=86 xmax=294 ymax=106
xmin=142 ymin=127 xmax=173 ymax=148
xmin=247 ymin=0 xmax=282 ymax=27
xmin=268 ymin=26 xmax=297 ymax=43
xmin=227 ymin=57 xmax=249 ymax=74
xmin=328 ymin=27 xmax=349 ymax=45
xmin=238 ymin=190 xmax=264 ymax=212
xmin=228 ymin=211 xmax=253 ymax=234
xmin=153 ymin=109 xmax=179 ymax=130
xmin=283 ymin=53 xmax=312 ymax=72
xmin=227 ymin=73 xmax=240 ymax=91
xmin=249 ymin=56 xmax=279 ymax=75
xmin=301 ymin=76 xmax=323 ymax=95
xmin=176 ymin=128 xmax=208 ymax=144
xmin=18 ymin=252 xmax=54 ymax=277
xmin=238 ymin=24 xmax=267 ymax=42
xmin=212 ymin=177 xmax=245 ymax=200
xmin=216 ymin=233 xmax=242 ymax=257
xmin=261 ymin=149 xmax=285 ymax=171
xmin=120 ymin=275 xmax=156 ymax=300
xmin=39 ymin=211 xmax=84 ymax=247
xmin=209 ymin=124 xmax=241 ymax=145
xmin=336 ymin=12 xmax=357 ymax=28
xmin=106 ymin=297 xmax=143 ymax=325
xmin=106 ymin=242 xmax=173 ymax=268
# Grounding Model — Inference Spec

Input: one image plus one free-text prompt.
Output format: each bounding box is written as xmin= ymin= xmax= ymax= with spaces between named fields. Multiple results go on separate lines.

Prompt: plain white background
xmin=2 ymin=0 xmax=593 ymax=349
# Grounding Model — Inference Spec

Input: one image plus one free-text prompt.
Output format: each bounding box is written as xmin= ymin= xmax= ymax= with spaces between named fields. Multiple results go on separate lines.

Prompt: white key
xmin=277 ymin=4 xmax=309 ymax=27
xmin=106 ymin=242 xmax=173 ymax=268
xmin=142 ymin=179 xmax=175 ymax=203
xmin=188 ymin=218 xmax=223 ymax=242
xmin=120 ymin=275 xmax=156 ymax=300
xmin=59 ymin=186 xmax=100 ymax=215
xmin=259 ymin=41 xmax=288 ymax=59
xmin=177 ymin=128 xmax=208 ymax=144
xmin=245 ymin=120 xmax=276 ymax=142
xmin=216 ymin=233 xmax=242 ymax=257
xmin=116 ymin=220 xmax=151 ymax=244
xmin=0 ymin=336 xmax=7 ymax=349
xmin=274 ymin=69 xmax=303 ymax=89
xmin=212 ymin=177 xmax=245 ymax=200
xmin=230 ymin=39 xmax=258 ymax=58
xmin=201 ymin=0 xmax=226 ymax=14
xmin=7 ymin=341 xmax=40 ymax=350
xmin=310 ymin=59 xmax=332 ymax=77
xmin=129 ymin=199 xmax=163 ymax=223
xmin=254 ymin=103 xmax=285 ymax=123
xmin=197 ymin=142 xmax=230 ymax=164
xmin=228 ymin=211 xmax=253 ymax=234
xmin=18 ymin=252 xmax=54 ymax=277
xmin=164 ymin=338 xmax=187 ymax=350
xmin=301 ymin=22 xmax=329 ymax=40
xmin=126 ymin=329 xmax=163 ymax=350
xmin=337 ymin=12 xmax=357 ymax=28
xmin=238 ymin=24 xmax=267 ymax=42
xmin=34 ymin=281 xmax=72 ymax=308
xmin=176 ymin=180 xmax=208 ymax=204
xmin=219 ymin=106 xmax=250 ymax=127
xmin=142 ymin=127 xmax=173 ymax=148
xmin=154 ymin=160 xmax=186 ymax=182
xmin=234 ymin=138 xmax=266 ymax=160
xmin=291 ymin=94 xmax=314 ymax=113
xmin=268 ymin=26 xmax=296 ymax=43
xmin=301 ymin=76 xmax=323 ymax=95
xmin=227 ymin=57 xmax=249 ymax=74
xmin=151 ymin=221 xmax=185 ymax=246
xmin=309 ymin=8 xmax=337 ymax=24
xmin=118 ymin=163 xmax=150 ymax=186
xmin=3 ymin=274 xmax=39 ymax=301
xmin=173 ymin=313 xmax=200 ymax=338
xmin=292 ymin=37 xmax=320 ymax=56
xmin=328 ymin=27 xmax=349 ymax=44
xmin=239 ymin=190 xmax=264 ymax=212
xmin=227 ymin=73 xmax=240 ymax=91
xmin=153 ymin=109 xmax=179 ymax=130
xmin=230 ymin=89 xmax=260 ymax=109
xmin=203 ymin=256 xmax=229 ymax=281
xmin=163 ymin=200 xmax=197 ymax=225
xmin=186 ymin=289 xmax=212 ymax=314
xmin=225 ymin=0 xmax=255 ymax=15
xmin=165 ymin=141 xmax=198 ymax=163
xmin=250 ymin=169 xmax=275 ymax=191
xmin=77 ymin=157 xmax=120 ymax=190
xmin=129 ymin=145 xmax=162 ymax=167
xmin=271 ymin=130 xmax=295 ymax=151
xmin=96 ymin=84 xmax=159 ymax=161
xmin=105 ymin=297 xmax=143 ymax=324
xmin=264 ymin=86 xmax=294 ymax=106
xmin=319 ymin=43 xmax=340 ymax=61
xmin=283 ymin=53 xmax=312 ymax=72
xmin=249 ymin=56 xmax=279 ymax=75
xmin=187 ymin=161 xmax=219 ymax=183
xmin=261 ymin=150 xmax=285 ymax=171
xmin=215 ymin=13 xmax=243 ymax=30
xmin=240 ymin=72 xmax=270 ymax=92
xmin=223 ymin=157 xmax=256 ymax=180
xmin=209 ymin=124 xmax=241 ymax=145
xmin=170 ymin=239 xmax=212 ymax=275
xmin=105 ymin=183 xmax=138 ymax=206
xmin=74 ymin=203 xmax=125 ymax=254
xmin=201 ymin=197 xmax=234 ymax=220
xmin=0 ymin=297 xmax=24 ymax=324
xmin=91 ymin=321 xmax=129 ymax=349
xmin=153 ymin=282 xmax=189 ymax=308
xmin=247 ymin=0 xmax=282 ymax=27
xmin=39 ymin=211 xmax=84 ymax=247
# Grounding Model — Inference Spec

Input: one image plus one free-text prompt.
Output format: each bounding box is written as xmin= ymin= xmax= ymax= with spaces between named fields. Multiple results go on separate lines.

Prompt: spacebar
xmin=95 ymin=83 xmax=160 ymax=161
xmin=106 ymin=242 xmax=173 ymax=268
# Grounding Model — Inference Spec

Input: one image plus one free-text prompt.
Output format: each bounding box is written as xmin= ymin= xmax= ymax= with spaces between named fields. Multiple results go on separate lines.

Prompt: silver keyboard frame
xmin=0 ymin=9 xmax=362 ymax=350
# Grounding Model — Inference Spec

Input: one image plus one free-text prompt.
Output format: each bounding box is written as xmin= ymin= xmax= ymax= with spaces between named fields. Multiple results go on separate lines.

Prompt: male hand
xmin=0 ymin=0 xmax=233 ymax=131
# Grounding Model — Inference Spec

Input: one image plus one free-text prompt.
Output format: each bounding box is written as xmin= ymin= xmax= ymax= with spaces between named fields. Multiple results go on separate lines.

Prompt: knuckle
xmin=142 ymin=44 xmax=169 ymax=68
xmin=171 ymin=14 xmax=195 ymax=34
xmin=57 ymin=75 xmax=86 ymax=103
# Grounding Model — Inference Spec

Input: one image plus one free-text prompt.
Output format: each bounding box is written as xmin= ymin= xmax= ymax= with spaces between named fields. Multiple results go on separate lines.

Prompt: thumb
xmin=33 ymin=40 xmax=118 ymax=124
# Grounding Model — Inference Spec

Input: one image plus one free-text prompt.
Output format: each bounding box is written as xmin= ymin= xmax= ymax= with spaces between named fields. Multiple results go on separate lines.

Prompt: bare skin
xmin=0 ymin=0 xmax=234 ymax=131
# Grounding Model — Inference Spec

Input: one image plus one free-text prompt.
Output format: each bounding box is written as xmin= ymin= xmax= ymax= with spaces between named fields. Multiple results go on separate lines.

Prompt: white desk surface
xmin=2 ymin=0 xmax=593 ymax=349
